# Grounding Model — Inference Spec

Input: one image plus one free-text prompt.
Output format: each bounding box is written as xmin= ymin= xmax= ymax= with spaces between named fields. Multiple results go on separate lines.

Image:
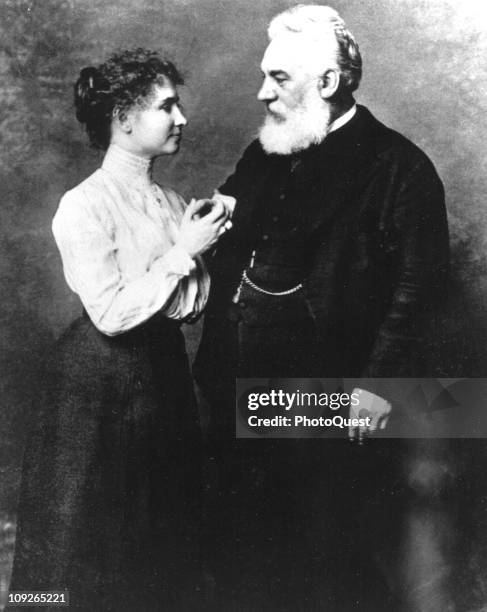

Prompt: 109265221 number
xmin=7 ymin=592 xmax=69 ymax=606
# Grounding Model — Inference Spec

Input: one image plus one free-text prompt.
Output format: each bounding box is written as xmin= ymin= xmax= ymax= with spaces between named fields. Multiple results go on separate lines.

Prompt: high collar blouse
xmin=52 ymin=144 xmax=210 ymax=336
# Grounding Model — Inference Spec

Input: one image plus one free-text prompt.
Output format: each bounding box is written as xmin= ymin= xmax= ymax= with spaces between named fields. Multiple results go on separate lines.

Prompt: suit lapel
xmin=291 ymin=107 xmax=379 ymax=232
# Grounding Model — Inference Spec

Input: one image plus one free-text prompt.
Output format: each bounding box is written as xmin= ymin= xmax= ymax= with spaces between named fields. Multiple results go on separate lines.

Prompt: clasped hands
xmin=178 ymin=192 xmax=236 ymax=258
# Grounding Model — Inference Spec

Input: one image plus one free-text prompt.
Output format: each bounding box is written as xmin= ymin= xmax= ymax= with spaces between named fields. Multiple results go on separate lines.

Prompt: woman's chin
xmin=159 ymin=142 xmax=181 ymax=156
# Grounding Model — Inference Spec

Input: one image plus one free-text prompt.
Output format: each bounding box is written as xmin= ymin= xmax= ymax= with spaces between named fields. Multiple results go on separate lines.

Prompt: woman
xmin=10 ymin=48 xmax=229 ymax=611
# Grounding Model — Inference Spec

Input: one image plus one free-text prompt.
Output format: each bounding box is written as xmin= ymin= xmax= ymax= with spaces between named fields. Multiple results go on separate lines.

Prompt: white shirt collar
xmin=102 ymin=144 xmax=154 ymax=187
xmin=328 ymin=104 xmax=357 ymax=135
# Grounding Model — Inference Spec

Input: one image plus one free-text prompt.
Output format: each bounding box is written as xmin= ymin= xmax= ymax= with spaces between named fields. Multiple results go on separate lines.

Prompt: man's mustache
xmin=264 ymin=107 xmax=286 ymax=122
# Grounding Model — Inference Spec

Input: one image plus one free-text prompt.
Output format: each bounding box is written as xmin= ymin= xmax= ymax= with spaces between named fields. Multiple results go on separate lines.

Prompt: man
xmin=195 ymin=5 xmax=449 ymax=609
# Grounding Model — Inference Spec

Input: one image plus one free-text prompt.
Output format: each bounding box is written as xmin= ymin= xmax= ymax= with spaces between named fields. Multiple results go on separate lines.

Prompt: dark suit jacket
xmin=195 ymin=105 xmax=449 ymax=389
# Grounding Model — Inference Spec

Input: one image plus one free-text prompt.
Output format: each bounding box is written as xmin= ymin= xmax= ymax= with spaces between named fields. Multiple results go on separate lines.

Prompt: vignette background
xmin=1 ymin=0 xmax=487 ymax=608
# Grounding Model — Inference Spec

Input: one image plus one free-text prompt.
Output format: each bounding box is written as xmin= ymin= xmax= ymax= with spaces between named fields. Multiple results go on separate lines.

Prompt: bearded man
xmin=195 ymin=4 xmax=449 ymax=609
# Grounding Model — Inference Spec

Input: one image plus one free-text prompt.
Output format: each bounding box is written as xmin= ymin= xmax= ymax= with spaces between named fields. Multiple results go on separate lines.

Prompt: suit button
xmin=279 ymin=193 xmax=285 ymax=200
xmin=262 ymin=234 xmax=269 ymax=241
xmin=239 ymin=301 xmax=246 ymax=309
xmin=272 ymin=216 xmax=279 ymax=222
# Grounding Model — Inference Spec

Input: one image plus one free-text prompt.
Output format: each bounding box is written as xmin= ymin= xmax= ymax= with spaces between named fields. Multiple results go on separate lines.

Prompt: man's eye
xmin=272 ymin=74 xmax=287 ymax=85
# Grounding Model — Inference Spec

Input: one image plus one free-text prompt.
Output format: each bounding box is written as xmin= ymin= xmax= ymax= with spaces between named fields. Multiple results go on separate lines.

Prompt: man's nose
xmin=173 ymin=105 xmax=187 ymax=127
xmin=257 ymin=77 xmax=276 ymax=102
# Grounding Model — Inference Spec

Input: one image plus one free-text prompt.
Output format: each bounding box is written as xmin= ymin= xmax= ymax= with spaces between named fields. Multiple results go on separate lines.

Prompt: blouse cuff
xmin=162 ymin=243 xmax=196 ymax=276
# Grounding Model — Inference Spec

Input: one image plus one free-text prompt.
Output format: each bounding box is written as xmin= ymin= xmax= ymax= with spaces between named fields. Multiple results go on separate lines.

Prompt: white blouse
xmin=52 ymin=144 xmax=210 ymax=336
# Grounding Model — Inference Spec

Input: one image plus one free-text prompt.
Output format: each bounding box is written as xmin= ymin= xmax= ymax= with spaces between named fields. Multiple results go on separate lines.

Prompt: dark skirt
xmin=9 ymin=312 xmax=202 ymax=611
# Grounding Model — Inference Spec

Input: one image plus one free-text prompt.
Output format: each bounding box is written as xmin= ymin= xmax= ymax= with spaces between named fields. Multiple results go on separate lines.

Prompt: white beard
xmin=258 ymin=93 xmax=330 ymax=155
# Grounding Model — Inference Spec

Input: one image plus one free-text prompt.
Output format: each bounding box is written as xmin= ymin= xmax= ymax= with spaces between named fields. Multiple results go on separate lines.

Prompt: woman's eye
xmin=160 ymin=102 xmax=184 ymax=113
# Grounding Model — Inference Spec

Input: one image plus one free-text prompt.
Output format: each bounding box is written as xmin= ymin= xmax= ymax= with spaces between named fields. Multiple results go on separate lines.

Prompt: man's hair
xmin=268 ymin=4 xmax=362 ymax=93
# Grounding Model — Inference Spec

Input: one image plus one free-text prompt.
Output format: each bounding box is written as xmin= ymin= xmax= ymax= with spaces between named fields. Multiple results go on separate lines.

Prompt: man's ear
xmin=113 ymin=107 xmax=132 ymax=133
xmin=319 ymin=69 xmax=340 ymax=100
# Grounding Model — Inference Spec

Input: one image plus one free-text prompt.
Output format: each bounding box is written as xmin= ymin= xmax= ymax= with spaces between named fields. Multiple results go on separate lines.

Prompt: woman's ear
xmin=319 ymin=69 xmax=340 ymax=100
xmin=113 ymin=107 xmax=132 ymax=133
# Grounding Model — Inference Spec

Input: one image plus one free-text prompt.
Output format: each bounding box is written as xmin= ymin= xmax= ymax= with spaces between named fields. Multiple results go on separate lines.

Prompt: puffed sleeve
xmin=52 ymin=185 xmax=205 ymax=336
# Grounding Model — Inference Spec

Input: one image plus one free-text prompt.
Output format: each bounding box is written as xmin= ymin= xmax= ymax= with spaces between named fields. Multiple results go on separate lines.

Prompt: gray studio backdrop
xmin=1 ymin=0 xmax=487 ymax=512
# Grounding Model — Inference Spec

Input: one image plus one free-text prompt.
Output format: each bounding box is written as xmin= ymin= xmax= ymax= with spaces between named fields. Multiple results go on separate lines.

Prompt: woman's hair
xmin=74 ymin=48 xmax=183 ymax=150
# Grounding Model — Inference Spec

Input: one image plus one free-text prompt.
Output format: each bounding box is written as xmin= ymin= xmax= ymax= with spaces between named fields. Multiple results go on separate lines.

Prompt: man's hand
xmin=348 ymin=387 xmax=391 ymax=443
xmin=212 ymin=190 xmax=236 ymax=218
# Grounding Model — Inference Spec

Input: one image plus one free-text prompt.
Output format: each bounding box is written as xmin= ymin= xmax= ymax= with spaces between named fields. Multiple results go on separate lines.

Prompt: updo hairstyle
xmin=74 ymin=48 xmax=183 ymax=150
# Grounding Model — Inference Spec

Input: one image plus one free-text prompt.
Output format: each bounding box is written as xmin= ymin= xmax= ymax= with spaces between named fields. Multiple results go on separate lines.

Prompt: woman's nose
xmin=173 ymin=105 xmax=187 ymax=127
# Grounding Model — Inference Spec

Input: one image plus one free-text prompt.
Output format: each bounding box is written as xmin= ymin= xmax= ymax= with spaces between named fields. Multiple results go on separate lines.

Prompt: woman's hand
xmin=177 ymin=198 xmax=231 ymax=258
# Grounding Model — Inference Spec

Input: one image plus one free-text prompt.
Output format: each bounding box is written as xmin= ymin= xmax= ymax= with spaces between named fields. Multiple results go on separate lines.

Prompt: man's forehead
xmin=261 ymin=33 xmax=338 ymax=75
